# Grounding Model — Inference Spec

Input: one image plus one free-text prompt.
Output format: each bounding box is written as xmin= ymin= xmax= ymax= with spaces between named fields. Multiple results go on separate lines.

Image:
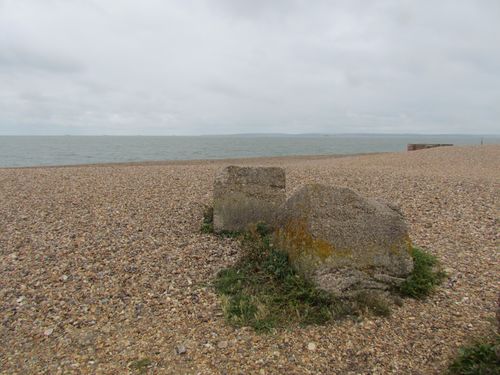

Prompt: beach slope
xmin=1 ymin=145 xmax=498 ymax=374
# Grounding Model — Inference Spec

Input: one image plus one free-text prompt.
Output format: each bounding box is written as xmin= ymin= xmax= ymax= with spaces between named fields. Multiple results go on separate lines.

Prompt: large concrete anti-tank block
xmin=275 ymin=183 xmax=414 ymax=297
xmin=213 ymin=166 xmax=285 ymax=233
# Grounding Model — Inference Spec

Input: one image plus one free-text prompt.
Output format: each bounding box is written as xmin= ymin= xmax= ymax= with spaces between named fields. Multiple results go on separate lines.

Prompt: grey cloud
xmin=0 ymin=46 xmax=83 ymax=73
xmin=0 ymin=0 xmax=499 ymax=135
xmin=211 ymin=0 xmax=299 ymax=19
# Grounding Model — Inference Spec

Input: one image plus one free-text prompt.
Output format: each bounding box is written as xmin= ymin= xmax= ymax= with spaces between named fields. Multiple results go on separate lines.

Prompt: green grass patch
xmin=200 ymin=206 xmax=241 ymax=238
xmin=448 ymin=338 xmax=499 ymax=375
xmin=213 ymin=225 xmax=390 ymax=332
xmin=209 ymin=214 xmax=445 ymax=331
xmin=200 ymin=206 xmax=214 ymax=233
xmin=398 ymin=247 xmax=446 ymax=299
xmin=129 ymin=358 xmax=152 ymax=373
xmin=214 ymin=249 xmax=348 ymax=332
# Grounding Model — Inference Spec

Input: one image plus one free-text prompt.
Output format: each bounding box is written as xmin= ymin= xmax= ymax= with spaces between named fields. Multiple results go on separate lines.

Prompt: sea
xmin=0 ymin=134 xmax=498 ymax=168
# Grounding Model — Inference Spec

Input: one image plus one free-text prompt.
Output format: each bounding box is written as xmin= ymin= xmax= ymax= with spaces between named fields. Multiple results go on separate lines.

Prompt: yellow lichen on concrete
xmin=276 ymin=219 xmax=416 ymax=275
xmin=276 ymin=220 xmax=352 ymax=263
xmin=405 ymin=235 xmax=413 ymax=254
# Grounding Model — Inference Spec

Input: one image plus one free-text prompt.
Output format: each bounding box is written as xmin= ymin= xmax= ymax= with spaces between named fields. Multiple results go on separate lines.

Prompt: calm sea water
xmin=0 ymin=135 xmax=497 ymax=168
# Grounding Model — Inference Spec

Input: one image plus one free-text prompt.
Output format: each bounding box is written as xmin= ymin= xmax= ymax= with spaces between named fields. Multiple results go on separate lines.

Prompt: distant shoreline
xmin=2 ymin=135 xmax=496 ymax=169
xmin=1 ymin=133 xmax=499 ymax=137
xmin=1 ymin=151 xmax=387 ymax=170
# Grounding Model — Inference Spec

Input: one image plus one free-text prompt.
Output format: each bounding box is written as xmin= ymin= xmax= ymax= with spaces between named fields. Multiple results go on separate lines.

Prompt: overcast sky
xmin=0 ymin=0 xmax=499 ymax=135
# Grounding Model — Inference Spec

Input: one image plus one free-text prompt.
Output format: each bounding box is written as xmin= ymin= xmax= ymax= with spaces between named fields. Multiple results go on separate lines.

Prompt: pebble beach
xmin=1 ymin=145 xmax=499 ymax=374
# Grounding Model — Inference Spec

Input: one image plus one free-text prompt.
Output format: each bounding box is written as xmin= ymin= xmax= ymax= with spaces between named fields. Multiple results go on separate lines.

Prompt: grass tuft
xmin=398 ymin=247 xmax=446 ymax=299
xmin=208 ymin=212 xmax=445 ymax=331
xmin=214 ymin=251 xmax=342 ymax=332
xmin=213 ymin=227 xmax=392 ymax=332
xmin=201 ymin=206 xmax=214 ymax=233
xmin=129 ymin=358 xmax=152 ymax=374
xmin=448 ymin=338 xmax=499 ymax=375
xmin=200 ymin=205 xmax=242 ymax=238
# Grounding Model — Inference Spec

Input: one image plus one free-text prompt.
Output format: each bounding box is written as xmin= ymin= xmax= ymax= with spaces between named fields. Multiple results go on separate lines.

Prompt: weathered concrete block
xmin=275 ymin=183 xmax=414 ymax=297
xmin=213 ymin=166 xmax=286 ymax=233
xmin=407 ymin=143 xmax=453 ymax=151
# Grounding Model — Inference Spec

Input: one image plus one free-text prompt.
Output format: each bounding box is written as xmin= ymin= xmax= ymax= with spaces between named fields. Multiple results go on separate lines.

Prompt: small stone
xmin=78 ymin=332 xmax=95 ymax=346
xmin=175 ymin=345 xmax=187 ymax=355
xmin=217 ymin=340 xmax=228 ymax=349
xmin=307 ymin=342 xmax=317 ymax=351
xmin=44 ymin=328 xmax=54 ymax=336
xmin=134 ymin=303 xmax=144 ymax=318
xmin=444 ymin=267 xmax=455 ymax=275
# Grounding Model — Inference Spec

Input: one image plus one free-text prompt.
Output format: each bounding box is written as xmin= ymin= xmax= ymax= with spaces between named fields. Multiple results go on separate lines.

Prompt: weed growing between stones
xmin=201 ymin=206 xmax=241 ymax=238
xmin=447 ymin=337 xmax=499 ymax=375
xmin=213 ymin=224 xmax=390 ymax=333
xmin=129 ymin=358 xmax=152 ymax=374
xmin=200 ymin=206 xmax=214 ymax=233
xmin=208 ymin=203 xmax=446 ymax=332
xmin=398 ymin=247 xmax=446 ymax=299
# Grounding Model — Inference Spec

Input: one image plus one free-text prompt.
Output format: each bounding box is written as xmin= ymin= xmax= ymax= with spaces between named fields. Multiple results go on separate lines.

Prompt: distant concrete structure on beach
xmin=407 ymin=143 xmax=453 ymax=151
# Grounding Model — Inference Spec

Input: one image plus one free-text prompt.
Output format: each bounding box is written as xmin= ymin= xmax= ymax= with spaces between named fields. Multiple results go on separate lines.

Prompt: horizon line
xmin=1 ymin=132 xmax=499 ymax=137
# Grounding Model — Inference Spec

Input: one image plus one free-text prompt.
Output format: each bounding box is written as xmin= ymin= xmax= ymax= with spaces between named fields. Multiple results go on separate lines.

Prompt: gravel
xmin=1 ymin=145 xmax=498 ymax=374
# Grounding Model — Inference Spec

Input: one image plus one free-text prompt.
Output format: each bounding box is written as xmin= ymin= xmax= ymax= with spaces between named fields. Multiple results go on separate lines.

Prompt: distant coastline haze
xmin=1 ymin=134 xmax=498 ymax=167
